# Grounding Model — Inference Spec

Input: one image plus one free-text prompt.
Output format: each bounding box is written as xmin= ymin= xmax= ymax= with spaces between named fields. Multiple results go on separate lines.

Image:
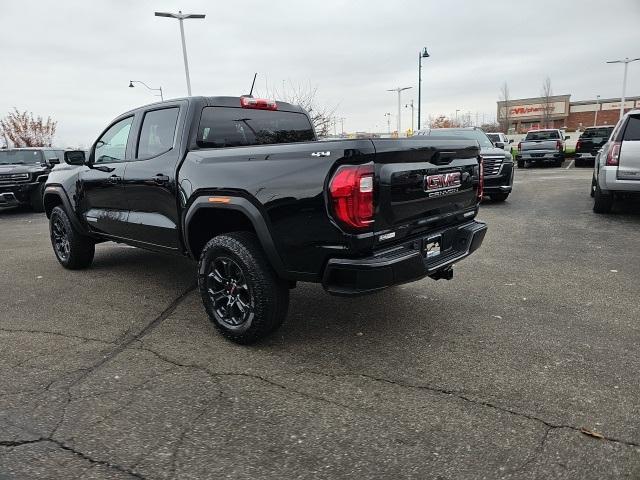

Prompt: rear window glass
xmin=525 ymin=130 xmax=560 ymax=141
xmin=486 ymin=133 xmax=500 ymax=142
xmin=197 ymin=107 xmax=315 ymax=148
xmin=622 ymin=115 xmax=640 ymax=141
xmin=581 ymin=127 xmax=613 ymax=139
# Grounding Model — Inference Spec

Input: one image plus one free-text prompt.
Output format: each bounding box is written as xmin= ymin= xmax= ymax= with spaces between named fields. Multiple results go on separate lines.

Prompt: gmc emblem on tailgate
xmin=424 ymin=172 xmax=461 ymax=197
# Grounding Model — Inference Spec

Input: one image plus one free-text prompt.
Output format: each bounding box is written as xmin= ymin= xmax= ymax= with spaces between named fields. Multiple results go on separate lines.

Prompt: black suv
xmin=0 ymin=148 xmax=65 ymax=211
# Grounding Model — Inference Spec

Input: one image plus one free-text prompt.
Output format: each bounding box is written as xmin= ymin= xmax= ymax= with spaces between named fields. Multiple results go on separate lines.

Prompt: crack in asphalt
xmin=0 ymin=327 xmax=112 ymax=345
xmin=300 ymin=370 xmax=640 ymax=449
xmin=0 ymin=437 xmax=145 ymax=479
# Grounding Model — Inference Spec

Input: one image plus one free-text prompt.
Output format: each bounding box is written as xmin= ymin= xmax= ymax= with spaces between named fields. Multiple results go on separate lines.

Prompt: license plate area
xmin=423 ymin=235 xmax=441 ymax=260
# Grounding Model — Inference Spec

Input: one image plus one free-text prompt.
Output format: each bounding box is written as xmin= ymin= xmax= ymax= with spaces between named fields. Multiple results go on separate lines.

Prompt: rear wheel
xmin=590 ymin=177 xmax=596 ymax=198
xmin=554 ymin=159 xmax=563 ymax=168
xmin=49 ymin=206 xmax=95 ymax=269
xmin=574 ymin=158 xmax=583 ymax=168
xmin=198 ymin=232 xmax=289 ymax=344
xmin=517 ymin=160 xmax=524 ymax=168
xmin=489 ymin=192 xmax=509 ymax=202
xmin=593 ymin=184 xmax=613 ymax=214
xmin=30 ymin=183 xmax=45 ymax=212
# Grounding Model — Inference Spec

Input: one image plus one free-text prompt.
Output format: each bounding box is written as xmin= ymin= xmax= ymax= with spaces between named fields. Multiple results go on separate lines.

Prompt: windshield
xmin=581 ymin=127 xmax=614 ymax=139
xmin=0 ymin=150 xmax=44 ymax=165
xmin=426 ymin=129 xmax=494 ymax=148
xmin=525 ymin=130 xmax=560 ymax=141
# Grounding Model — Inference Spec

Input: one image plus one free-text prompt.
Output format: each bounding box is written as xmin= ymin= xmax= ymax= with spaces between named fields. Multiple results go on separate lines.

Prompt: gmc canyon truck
xmin=516 ymin=129 xmax=569 ymax=168
xmin=44 ymin=96 xmax=487 ymax=344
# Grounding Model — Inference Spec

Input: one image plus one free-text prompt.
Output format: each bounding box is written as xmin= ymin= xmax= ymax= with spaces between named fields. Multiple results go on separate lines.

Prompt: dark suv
xmin=575 ymin=126 xmax=614 ymax=167
xmin=0 ymin=148 xmax=65 ymax=211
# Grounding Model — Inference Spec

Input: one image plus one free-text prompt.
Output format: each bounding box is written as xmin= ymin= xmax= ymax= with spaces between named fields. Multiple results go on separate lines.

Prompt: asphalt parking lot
xmin=1 ymin=166 xmax=639 ymax=479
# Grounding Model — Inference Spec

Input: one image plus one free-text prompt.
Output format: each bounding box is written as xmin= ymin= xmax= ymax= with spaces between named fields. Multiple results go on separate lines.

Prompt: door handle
xmin=108 ymin=175 xmax=122 ymax=183
xmin=154 ymin=174 xmax=170 ymax=184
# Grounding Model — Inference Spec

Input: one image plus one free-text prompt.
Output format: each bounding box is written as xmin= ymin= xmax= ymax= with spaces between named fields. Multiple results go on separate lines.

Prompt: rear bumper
xmin=575 ymin=152 xmax=596 ymax=160
xmin=517 ymin=152 xmax=564 ymax=162
xmin=598 ymin=166 xmax=640 ymax=192
xmin=322 ymin=220 xmax=487 ymax=296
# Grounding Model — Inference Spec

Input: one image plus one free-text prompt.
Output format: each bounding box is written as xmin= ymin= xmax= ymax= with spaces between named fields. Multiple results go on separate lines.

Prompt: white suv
xmin=592 ymin=109 xmax=640 ymax=213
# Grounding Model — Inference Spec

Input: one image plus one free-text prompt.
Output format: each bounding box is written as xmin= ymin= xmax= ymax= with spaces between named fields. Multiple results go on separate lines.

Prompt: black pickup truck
xmin=44 ymin=96 xmax=487 ymax=343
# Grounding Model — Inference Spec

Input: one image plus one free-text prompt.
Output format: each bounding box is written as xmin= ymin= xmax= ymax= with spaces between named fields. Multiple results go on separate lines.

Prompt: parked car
xmin=43 ymin=96 xmax=487 ymax=344
xmin=415 ymin=127 xmax=514 ymax=201
xmin=486 ymin=132 xmax=513 ymax=150
xmin=516 ymin=129 xmax=569 ymax=168
xmin=574 ymin=126 xmax=614 ymax=167
xmin=591 ymin=109 xmax=640 ymax=213
xmin=0 ymin=147 xmax=65 ymax=211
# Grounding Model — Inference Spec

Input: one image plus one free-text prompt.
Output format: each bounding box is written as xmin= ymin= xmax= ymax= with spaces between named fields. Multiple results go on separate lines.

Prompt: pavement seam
xmin=303 ymin=370 xmax=640 ymax=449
xmin=0 ymin=437 xmax=145 ymax=479
xmin=0 ymin=328 xmax=112 ymax=345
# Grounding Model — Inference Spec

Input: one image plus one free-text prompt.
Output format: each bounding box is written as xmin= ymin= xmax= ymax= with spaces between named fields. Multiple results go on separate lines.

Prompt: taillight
xmin=328 ymin=164 xmax=374 ymax=230
xmin=606 ymin=142 xmax=621 ymax=166
xmin=477 ymin=158 xmax=484 ymax=201
xmin=576 ymin=140 xmax=582 ymax=150
xmin=240 ymin=96 xmax=278 ymax=110
xmin=517 ymin=142 xmax=522 ymax=151
xmin=556 ymin=140 xmax=563 ymax=151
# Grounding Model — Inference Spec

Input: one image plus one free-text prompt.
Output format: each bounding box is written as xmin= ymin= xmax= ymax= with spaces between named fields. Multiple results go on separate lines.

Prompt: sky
xmin=1 ymin=0 xmax=639 ymax=146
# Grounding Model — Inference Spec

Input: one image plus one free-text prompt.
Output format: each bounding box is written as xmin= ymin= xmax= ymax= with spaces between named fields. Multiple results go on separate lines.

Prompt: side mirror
xmin=48 ymin=157 xmax=60 ymax=166
xmin=495 ymin=141 xmax=505 ymax=149
xmin=565 ymin=136 xmax=570 ymax=140
xmin=64 ymin=150 xmax=86 ymax=166
xmin=508 ymin=139 xmax=514 ymax=144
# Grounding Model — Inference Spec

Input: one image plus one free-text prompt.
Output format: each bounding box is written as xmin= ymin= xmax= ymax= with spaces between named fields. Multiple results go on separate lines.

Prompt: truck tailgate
xmin=370 ymin=138 xmax=480 ymax=238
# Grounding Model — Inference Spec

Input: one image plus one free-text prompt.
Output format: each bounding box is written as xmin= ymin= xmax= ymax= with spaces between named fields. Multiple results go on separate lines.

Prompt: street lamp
xmin=455 ymin=109 xmax=460 ymax=125
xmin=129 ymin=80 xmax=163 ymax=101
xmin=405 ymin=99 xmax=415 ymax=133
xmin=606 ymin=57 xmax=640 ymax=120
xmin=384 ymin=112 xmax=391 ymax=134
xmin=594 ymin=94 xmax=600 ymax=127
xmin=417 ymin=47 xmax=430 ymax=130
xmin=155 ymin=10 xmax=206 ymax=96
xmin=387 ymin=87 xmax=412 ymax=136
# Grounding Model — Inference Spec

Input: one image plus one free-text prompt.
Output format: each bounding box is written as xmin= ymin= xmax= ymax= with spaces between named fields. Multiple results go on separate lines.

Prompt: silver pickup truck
xmin=591 ymin=109 xmax=640 ymax=213
xmin=516 ymin=129 xmax=569 ymax=168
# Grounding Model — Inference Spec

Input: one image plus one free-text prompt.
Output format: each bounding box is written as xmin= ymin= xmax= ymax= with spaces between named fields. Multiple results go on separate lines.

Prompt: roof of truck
xmin=120 ymin=96 xmax=307 ymax=116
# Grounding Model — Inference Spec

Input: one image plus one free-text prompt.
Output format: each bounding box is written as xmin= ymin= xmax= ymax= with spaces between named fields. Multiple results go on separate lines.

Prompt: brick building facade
xmin=497 ymin=95 xmax=640 ymax=133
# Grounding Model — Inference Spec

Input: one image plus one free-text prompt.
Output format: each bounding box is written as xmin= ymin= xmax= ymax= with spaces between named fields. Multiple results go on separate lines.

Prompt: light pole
xmin=388 ymin=87 xmax=412 ymax=136
xmin=606 ymin=57 xmax=640 ymax=120
xmin=405 ymin=99 xmax=415 ymax=132
xmin=417 ymin=47 xmax=430 ymax=130
xmin=155 ymin=10 xmax=206 ymax=96
xmin=384 ymin=112 xmax=391 ymax=134
xmin=594 ymin=95 xmax=600 ymax=126
xmin=129 ymin=80 xmax=163 ymax=101
xmin=455 ymin=109 xmax=460 ymax=125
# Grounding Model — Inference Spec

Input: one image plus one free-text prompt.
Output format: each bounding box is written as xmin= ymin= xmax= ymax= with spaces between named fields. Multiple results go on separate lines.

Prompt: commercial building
xmin=497 ymin=95 xmax=640 ymax=133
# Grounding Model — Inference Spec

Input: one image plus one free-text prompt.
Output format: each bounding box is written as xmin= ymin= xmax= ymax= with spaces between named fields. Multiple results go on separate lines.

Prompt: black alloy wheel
xmin=206 ymin=256 xmax=254 ymax=328
xmin=51 ymin=215 xmax=71 ymax=261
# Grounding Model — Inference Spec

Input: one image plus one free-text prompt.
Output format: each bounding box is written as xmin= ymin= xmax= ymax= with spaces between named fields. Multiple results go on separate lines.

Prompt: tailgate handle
xmin=432 ymin=151 xmax=456 ymax=165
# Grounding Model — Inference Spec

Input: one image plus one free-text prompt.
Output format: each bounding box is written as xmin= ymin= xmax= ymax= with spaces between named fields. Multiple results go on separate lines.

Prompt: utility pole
xmin=155 ymin=10 xmax=206 ymax=96
xmin=594 ymin=95 xmax=600 ymax=126
xmin=387 ymin=87 xmax=412 ymax=136
xmin=338 ymin=117 xmax=346 ymax=136
xmin=606 ymin=57 xmax=640 ymax=120
xmin=455 ymin=109 xmax=460 ymax=125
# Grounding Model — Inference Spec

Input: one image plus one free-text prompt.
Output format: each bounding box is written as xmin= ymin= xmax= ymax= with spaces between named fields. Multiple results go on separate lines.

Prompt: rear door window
xmin=197 ymin=107 xmax=315 ymax=148
xmin=137 ymin=107 xmax=180 ymax=159
xmin=622 ymin=115 xmax=640 ymax=141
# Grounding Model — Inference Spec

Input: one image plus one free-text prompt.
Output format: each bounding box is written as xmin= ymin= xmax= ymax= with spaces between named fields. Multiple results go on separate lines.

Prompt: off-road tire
xmin=198 ymin=232 xmax=289 ymax=344
xmin=517 ymin=160 xmax=524 ymax=168
xmin=49 ymin=206 xmax=95 ymax=269
xmin=593 ymin=184 xmax=613 ymax=214
xmin=574 ymin=158 xmax=583 ymax=168
xmin=590 ymin=177 xmax=597 ymax=198
xmin=30 ymin=183 xmax=45 ymax=212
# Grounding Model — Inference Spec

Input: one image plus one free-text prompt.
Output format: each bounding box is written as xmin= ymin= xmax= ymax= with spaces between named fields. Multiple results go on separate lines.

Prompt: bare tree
xmin=499 ymin=82 xmax=510 ymax=133
xmin=540 ymin=77 xmax=554 ymax=129
xmin=262 ymin=80 xmax=336 ymax=138
xmin=430 ymin=115 xmax=456 ymax=128
xmin=481 ymin=122 xmax=501 ymax=133
xmin=0 ymin=109 xmax=57 ymax=147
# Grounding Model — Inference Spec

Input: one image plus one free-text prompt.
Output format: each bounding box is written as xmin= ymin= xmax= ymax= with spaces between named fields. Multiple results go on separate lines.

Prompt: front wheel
xmin=49 ymin=206 xmax=95 ymax=269
xmin=198 ymin=232 xmax=289 ymax=344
